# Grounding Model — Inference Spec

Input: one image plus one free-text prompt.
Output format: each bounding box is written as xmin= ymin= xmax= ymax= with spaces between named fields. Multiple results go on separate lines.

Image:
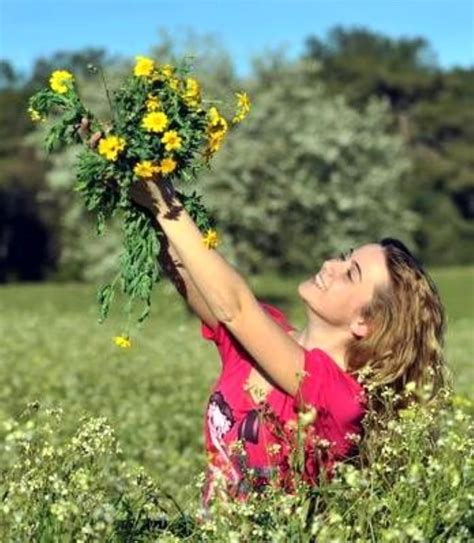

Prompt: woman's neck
xmin=292 ymin=321 xmax=350 ymax=371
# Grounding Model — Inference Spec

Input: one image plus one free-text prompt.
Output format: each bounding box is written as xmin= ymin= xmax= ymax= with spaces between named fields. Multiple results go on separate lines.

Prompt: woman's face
xmin=298 ymin=243 xmax=390 ymax=335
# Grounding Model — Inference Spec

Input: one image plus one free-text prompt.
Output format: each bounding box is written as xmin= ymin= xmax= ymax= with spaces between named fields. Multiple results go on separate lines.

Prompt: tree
xmin=303 ymin=27 xmax=474 ymax=265
xmin=0 ymin=49 xmax=121 ymax=282
xmin=203 ymin=58 xmax=417 ymax=274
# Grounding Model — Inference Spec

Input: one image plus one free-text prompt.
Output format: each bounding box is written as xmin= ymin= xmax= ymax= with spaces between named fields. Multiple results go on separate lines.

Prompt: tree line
xmin=0 ymin=27 xmax=472 ymax=282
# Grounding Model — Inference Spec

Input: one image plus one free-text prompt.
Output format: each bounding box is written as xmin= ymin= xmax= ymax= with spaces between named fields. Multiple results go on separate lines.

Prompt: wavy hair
xmin=346 ymin=238 xmax=451 ymax=408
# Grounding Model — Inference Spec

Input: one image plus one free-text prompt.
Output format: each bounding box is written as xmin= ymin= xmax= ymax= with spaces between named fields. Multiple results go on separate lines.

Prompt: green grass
xmin=0 ymin=266 xmax=472 ymax=508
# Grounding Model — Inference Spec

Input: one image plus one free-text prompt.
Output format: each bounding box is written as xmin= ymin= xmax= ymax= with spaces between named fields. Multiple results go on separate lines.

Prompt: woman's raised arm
xmin=129 ymin=176 xmax=305 ymax=397
xmin=130 ymin=177 xmax=246 ymax=322
xmin=154 ymin=222 xmax=220 ymax=331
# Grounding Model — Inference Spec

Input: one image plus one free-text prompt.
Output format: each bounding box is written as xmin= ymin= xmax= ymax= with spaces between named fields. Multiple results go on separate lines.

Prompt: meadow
xmin=0 ymin=266 xmax=472 ymax=540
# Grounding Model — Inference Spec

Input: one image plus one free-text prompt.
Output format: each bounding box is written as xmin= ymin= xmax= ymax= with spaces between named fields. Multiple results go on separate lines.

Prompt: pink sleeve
xmin=200 ymin=301 xmax=294 ymax=347
xmin=200 ymin=320 xmax=227 ymax=346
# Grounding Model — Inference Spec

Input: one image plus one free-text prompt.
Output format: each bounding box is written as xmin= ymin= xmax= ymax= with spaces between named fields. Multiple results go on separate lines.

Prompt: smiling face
xmin=298 ymin=244 xmax=390 ymax=338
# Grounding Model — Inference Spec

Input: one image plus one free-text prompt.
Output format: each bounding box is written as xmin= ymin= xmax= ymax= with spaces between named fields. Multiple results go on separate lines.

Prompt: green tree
xmin=204 ymin=58 xmax=417 ymax=274
xmin=303 ymin=26 xmax=474 ymax=265
xmin=0 ymin=59 xmax=53 ymax=281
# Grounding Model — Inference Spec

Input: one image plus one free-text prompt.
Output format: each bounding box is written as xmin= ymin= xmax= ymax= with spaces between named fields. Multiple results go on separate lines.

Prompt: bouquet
xmin=28 ymin=55 xmax=251 ymax=346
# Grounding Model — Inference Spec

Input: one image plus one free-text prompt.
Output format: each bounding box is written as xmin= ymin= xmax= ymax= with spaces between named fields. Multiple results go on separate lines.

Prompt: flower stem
xmin=98 ymin=66 xmax=116 ymax=123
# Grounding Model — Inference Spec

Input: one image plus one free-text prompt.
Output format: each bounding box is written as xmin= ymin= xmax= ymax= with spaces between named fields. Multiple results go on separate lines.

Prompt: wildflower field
xmin=0 ymin=266 xmax=472 ymax=541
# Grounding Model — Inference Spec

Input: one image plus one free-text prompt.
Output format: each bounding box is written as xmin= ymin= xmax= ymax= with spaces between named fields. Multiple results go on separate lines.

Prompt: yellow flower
xmin=133 ymin=160 xmax=159 ymax=179
xmin=208 ymin=133 xmax=224 ymax=153
xmin=27 ymin=106 xmax=43 ymax=122
xmin=159 ymin=157 xmax=177 ymax=175
xmin=134 ymin=56 xmax=155 ymax=77
xmin=185 ymin=77 xmax=200 ymax=96
xmin=97 ymin=135 xmax=126 ymax=161
xmin=205 ymin=109 xmax=227 ymax=156
xmin=159 ymin=64 xmax=174 ymax=79
xmin=49 ymin=70 xmax=74 ymax=94
xmin=204 ymin=108 xmax=228 ymax=159
xmin=202 ymin=228 xmax=220 ymax=249
xmin=232 ymin=91 xmax=251 ymax=124
xmin=113 ymin=335 xmax=132 ymax=349
xmin=204 ymin=132 xmax=226 ymax=160
xmin=154 ymin=64 xmax=181 ymax=91
xmin=146 ymin=94 xmax=161 ymax=111
xmin=167 ymin=76 xmax=181 ymax=92
xmin=142 ymin=111 xmax=169 ymax=133
xmin=161 ymin=130 xmax=182 ymax=151
xmin=207 ymin=106 xmax=222 ymax=126
xmin=183 ymin=77 xmax=201 ymax=107
xmin=207 ymin=107 xmax=228 ymax=136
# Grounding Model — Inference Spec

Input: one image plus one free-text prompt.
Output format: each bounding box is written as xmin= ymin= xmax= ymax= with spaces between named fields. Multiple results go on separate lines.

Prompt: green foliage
xmin=201 ymin=397 xmax=473 ymax=542
xmin=2 ymin=396 xmax=470 ymax=541
xmin=205 ymin=59 xmax=416 ymax=273
xmin=26 ymin=56 xmax=245 ymax=331
xmin=0 ymin=404 xmax=193 ymax=541
xmin=303 ymin=27 xmax=474 ymax=265
xmin=304 ymin=26 xmax=439 ymax=110
xmin=0 ymin=269 xmax=472 ymax=540
xmin=15 ymin=41 xmax=239 ymax=286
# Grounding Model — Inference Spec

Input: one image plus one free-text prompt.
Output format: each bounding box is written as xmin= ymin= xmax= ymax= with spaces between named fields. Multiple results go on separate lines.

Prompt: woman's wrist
xmin=151 ymin=180 xmax=183 ymax=220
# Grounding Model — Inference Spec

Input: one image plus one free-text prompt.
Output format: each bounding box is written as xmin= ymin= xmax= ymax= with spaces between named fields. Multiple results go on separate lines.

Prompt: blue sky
xmin=1 ymin=0 xmax=473 ymax=78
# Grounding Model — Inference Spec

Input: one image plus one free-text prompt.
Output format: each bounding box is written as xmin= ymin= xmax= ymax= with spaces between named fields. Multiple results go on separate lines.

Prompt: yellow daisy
xmin=232 ymin=91 xmax=251 ymax=124
xmin=183 ymin=77 xmax=201 ymax=107
xmin=207 ymin=107 xmax=228 ymax=135
xmin=134 ymin=160 xmax=158 ymax=179
xmin=159 ymin=157 xmax=177 ymax=175
xmin=159 ymin=64 xmax=174 ymax=79
xmin=237 ymin=91 xmax=251 ymax=112
xmin=113 ymin=335 xmax=132 ymax=348
xmin=134 ymin=56 xmax=155 ymax=77
xmin=97 ymin=135 xmax=126 ymax=161
xmin=207 ymin=106 xmax=222 ymax=126
xmin=142 ymin=111 xmax=169 ymax=133
xmin=146 ymin=94 xmax=161 ymax=111
xmin=161 ymin=130 xmax=182 ymax=151
xmin=202 ymin=228 xmax=220 ymax=249
xmin=167 ymin=76 xmax=181 ymax=92
xmin=49 ymin=70 xmax=74 ymax=94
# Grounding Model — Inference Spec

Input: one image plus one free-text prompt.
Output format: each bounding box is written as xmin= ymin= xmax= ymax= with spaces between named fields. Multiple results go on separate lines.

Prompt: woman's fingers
xmin=74 ymin=117 xmax=103 ymax=149
xmin=89 ymin=131 xmax=102 ymax=149
xmin=75 ymin=117 xmax=90 ymax=143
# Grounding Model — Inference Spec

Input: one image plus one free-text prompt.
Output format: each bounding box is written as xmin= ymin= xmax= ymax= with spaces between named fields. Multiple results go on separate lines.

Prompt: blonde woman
xmin=130 ymin=176 xmax=448 ymax=507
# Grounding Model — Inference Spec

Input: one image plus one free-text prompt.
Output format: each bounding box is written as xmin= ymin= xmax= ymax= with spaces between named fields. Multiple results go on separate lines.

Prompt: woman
xmin=130 ymin=176 xmax=448 ymax=507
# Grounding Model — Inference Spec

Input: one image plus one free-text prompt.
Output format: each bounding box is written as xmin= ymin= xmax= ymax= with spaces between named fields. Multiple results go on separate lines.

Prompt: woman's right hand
xmin=129 ymin=177 xmax=162 ymax=212
xmin=129 ymin=176 xmax=176 ymax=214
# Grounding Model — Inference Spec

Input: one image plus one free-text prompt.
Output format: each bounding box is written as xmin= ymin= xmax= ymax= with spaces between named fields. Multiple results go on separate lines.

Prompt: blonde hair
xmin=346 ymin=238 xmax=451 ymax=407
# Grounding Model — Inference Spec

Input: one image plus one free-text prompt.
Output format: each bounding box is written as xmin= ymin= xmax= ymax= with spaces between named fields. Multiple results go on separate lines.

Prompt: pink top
xmin=200 ymin=301 xmax=366 ymax=506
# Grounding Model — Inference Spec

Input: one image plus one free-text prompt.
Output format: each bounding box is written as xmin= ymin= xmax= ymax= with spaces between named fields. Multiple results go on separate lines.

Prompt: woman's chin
xmin=297 ymin=278 xmax=318 ymax=301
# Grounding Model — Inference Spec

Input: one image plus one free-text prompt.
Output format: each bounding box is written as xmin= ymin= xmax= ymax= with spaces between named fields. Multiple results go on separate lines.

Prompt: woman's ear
xmin=350 ymin=316 xmax=370 ymax=339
